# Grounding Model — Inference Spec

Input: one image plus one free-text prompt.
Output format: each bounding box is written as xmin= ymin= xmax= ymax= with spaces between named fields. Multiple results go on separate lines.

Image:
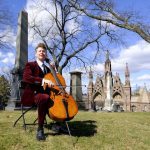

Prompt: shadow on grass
xmin=45 ymin=120 xmax=97 ymax=137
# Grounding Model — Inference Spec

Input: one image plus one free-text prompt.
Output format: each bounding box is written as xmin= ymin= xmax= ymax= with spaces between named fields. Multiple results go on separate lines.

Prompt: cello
xmin=43 ymin=59 xmax=78 ymax=122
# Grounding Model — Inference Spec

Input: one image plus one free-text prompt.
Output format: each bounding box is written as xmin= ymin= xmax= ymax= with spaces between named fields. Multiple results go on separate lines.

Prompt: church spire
xmin=88 ymin=66 xmax=94 ymax=89
xmin=106 ymin=50 xmax=109 ymax=60
xmin=125 ymin=63 xmax=130 ymax=86
xmin=87 ymin=67 xmax=94 ymax=110
xmin=105 ymin=50 xmax=112 ymax=75
xmin=89 ymin=66 xmax=93 ymax=81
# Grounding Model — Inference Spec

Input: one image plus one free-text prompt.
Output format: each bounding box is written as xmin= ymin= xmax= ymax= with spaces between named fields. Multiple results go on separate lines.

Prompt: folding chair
xmin=13 ymin=104 xmax=37 ymax=130
xmin=13 ymin=80 xmax=47 ymax=130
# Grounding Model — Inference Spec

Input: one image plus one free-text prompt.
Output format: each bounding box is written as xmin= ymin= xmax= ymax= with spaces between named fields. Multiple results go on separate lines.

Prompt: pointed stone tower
xmin=124 ymin=63 xmax=131 ymax=111
xmin=103 ymin=50 xmax=113 ymax=111
xmin=125 ymin=63 xmax=130 ymax=86
xmin=87 ymin=67 xmax=94 ymax=110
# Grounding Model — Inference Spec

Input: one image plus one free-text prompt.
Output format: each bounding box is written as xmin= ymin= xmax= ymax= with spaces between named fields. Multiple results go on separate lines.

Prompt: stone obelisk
xmin=6 ymin=11 xmax=28 ymax=110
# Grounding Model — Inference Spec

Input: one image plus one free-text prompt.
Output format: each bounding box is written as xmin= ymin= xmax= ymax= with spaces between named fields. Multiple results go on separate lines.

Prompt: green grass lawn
xmin=0 ymin=110 xmax=150 ymax=150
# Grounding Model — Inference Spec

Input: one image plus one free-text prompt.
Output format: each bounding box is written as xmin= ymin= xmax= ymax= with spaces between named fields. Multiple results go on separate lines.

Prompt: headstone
xmin=6 ymin=11 xmax=28 ymax=110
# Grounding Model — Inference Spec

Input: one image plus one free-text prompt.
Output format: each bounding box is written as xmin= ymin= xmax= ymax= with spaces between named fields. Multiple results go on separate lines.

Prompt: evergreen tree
xmin=0 ymin=75 xmax=10 ymax=109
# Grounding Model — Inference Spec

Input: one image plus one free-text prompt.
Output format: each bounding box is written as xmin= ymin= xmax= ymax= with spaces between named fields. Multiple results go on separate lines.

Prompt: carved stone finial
xmin=106 ymin=50 xmax=109 ymax=60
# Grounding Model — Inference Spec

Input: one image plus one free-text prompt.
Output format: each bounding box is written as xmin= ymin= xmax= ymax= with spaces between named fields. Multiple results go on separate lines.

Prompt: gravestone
xmin=6 ymin=11 xmax=28 ymax=110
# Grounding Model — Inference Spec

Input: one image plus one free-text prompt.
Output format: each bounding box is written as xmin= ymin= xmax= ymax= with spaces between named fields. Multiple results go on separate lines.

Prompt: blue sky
xmin=0 ymin=0 xmax=150 ymax=92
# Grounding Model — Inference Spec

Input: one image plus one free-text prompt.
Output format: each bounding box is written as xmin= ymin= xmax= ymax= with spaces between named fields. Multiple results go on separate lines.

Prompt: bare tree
xmin=69 ymin=0 xmax=150 ymax=43
xmin=0 ymin=0 xmax=14 ymax=49
xmin=28 ymin=0 xmax=119 ymax=74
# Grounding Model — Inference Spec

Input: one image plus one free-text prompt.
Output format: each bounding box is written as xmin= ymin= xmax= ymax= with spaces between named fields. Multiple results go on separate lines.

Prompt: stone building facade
xmin=131 ymin=86 xmax=150 ymax=112
xmin=86 ymin=51 xmax=150 ymax=112
xmin=87 ymin=51 xmax=131 ymax=112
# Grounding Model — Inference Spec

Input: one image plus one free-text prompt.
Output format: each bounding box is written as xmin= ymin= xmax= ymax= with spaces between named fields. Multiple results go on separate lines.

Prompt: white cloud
xmin=0 ymin=51 xmax=15 ymax=75
xmin=137 ymin=74 xmax=150 ymax=81
xmin=93 ymin=63 xmax=104 ymax=72
xmin=0 ymin=51 xmax=15 ymax=65
xmin=111 ymin=40 xmax=150 ymax=88
xmin=0 ymin=26 xmax=16 ymax=47
xmin=0 ymin=66 xmax=11 ymax=74
xmin=111 ymin=40 xmax=150 ymax=72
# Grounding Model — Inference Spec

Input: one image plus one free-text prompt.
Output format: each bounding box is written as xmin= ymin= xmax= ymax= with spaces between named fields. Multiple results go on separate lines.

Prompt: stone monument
xmin=103 ymin=51 xmax=113 ymax=111
xmin=103 ymin=72 xmax=113 ymax=111
xmin=6 ymin=11 xmax=28 ymax=110
xmin=70 ymin=71 xmax=87 ymax=109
